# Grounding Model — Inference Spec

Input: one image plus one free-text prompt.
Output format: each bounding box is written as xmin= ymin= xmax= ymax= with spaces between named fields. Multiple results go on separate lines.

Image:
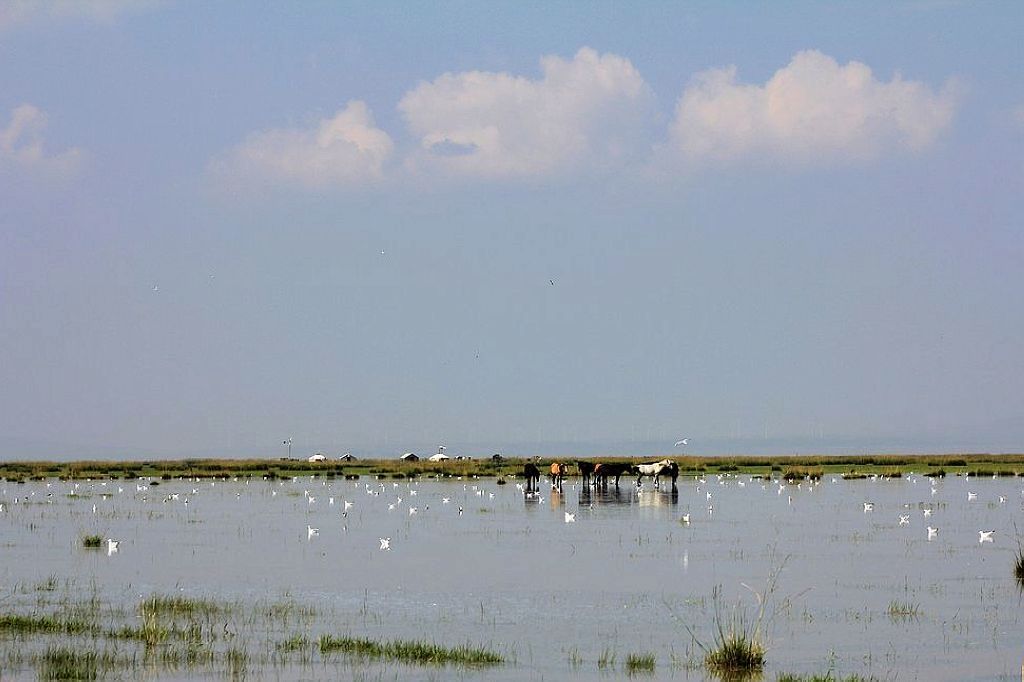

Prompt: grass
xmin=81 ymin=535 xmax=103 ymax=548
xmin=276 ymin=634 xmax=310 ymax=652
xmin=139 ymin=594 xmax=231 ymax=618
xmin=36 ymin=647 xmax=109 ymax=681
xmin=625 ymin=652 xmax=656 ymax=674
xmin=0 ymin=613 xmax=95 ymax=636
xmin=1015 ymin=545 xmax=1024 ymax=587
xmin=886 ymin=600 xmax=920 ymax=618
xmin=704 ymin=627 xmax=765 ymax=676
xmin=4 ymin=453 xmax=1024 ymax=482
xmin=319 ymin=635 xmax=503 ymax=666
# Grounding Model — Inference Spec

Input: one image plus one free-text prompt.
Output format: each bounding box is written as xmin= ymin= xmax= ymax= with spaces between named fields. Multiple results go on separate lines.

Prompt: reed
xmin=625 ymin=652 xmax=656 ymax=673
xmin=82 ymin=535 xmax=103 ymax=548
xmin=319 ymin=635 xmax=503 ymax=665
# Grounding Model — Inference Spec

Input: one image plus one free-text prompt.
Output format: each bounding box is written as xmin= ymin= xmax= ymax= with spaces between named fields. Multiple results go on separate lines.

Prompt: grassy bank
xmin=2 ymin=453 xmax=1024 ymax=483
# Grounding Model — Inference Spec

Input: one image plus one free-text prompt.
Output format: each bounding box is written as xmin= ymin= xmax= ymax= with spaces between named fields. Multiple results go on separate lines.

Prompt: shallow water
xmin=1 ymin=472 xmax=1023 ymax=680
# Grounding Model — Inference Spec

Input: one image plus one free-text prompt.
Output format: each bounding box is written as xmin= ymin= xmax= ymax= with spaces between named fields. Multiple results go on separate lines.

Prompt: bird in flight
xmin=549 ymin=279 xmax=554 ymax=286
xmin=379 ymin=537 xmax=391 ymax=551
xmin=564 ymin=512 xmax=575 ymax=523
xmin=674 ymin=439 xmax=689 ymax=447
xmin=979 ymin=530 xmax=994 ymax=543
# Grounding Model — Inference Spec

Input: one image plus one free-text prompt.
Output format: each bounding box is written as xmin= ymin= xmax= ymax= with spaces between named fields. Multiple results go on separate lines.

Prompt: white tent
xmin=428 ymin=453 xmax=450 ymax=462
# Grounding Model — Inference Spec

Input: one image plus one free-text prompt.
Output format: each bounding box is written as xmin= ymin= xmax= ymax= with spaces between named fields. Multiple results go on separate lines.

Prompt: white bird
xmin=442 ymin=497 xmax=450 ymax=504
xmin=307 ymin=525 xmax=319 ymax=539
xmin=899 ymin=515 xmax=910 ymax=526
xmin=979 ymin=530 xmax=994 ymax=543
xmin=564 ymin=512 xmax=576 ymax=523
xmin=674 ymin=439 xmax=689 ymax=447
xmin=967 ymin=492 xmax=977 ymax=501
xmin=923 ymin=509 xmax=933 ymax=517
xmin=344 ymin=501 xmax=354 ymax=511
xmin=408 ymin=507 xmax=417 ymax=515
xmin=863 ymin=502 xmax=874 ymax=512
xmin=998 ymin=495 xmax=1006 ymax=504
xmin=379 ymin=537 xmax=391 ymax=551
xmin=927 ymin=526 xmax=938 ymax=540
xmin=681 ymin=514 xmax=690 ymax=524
xmin=106 ymin=539 xmax=119 ymax=555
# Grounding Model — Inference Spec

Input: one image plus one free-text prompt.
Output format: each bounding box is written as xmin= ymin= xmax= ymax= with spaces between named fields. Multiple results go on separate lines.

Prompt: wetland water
xmin=1 ymin=472 xmax=1023 ymax=680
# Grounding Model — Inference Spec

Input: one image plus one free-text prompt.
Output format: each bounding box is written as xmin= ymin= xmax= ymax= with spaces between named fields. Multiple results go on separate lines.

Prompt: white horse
xmin=634 ymin=459 xmax=676 ymax=488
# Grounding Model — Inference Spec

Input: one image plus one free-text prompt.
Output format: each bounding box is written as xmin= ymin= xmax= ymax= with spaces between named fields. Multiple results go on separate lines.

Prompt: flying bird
xmin=674 ymin=439 xmax=689 ymax=447
xmin=979 ymin=530 xmax=994 ymax=543
xmin=564 ymin=512 xmax=576 ymax=523
xmin=379 ymin=537 xmax=391 ymax=551
xmin=899 ymin=515 xmax=910 ymax=526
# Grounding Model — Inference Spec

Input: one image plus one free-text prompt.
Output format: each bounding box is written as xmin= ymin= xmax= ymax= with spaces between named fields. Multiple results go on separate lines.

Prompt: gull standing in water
xmin=107 ymin=539 xmax=119 ymax=555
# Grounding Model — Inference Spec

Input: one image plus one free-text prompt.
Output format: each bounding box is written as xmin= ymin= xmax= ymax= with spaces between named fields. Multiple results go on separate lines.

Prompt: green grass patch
xmin=887 ymin=600 xmax=920 ymax=618
xmin=625 ymin=652 xmax=656 ymax=673
xmin=0 ymin=613 xmax=95 ymax=636
xmin=82 ymin=535 xmax=103 ymax=548
xmin=319 ymin=635 xmax=503 ymax=666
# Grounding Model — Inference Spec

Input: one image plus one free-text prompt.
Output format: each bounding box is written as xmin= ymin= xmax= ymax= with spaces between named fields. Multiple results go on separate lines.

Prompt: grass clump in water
xmin=81 ymin=535 xmax=103 ymax=549
xmin=140 ymin=595 xmax=230 ymax=618
xmin=0 ymin=613 xmax=94 ymax=636
xmin=319 ymin=635 xmax=502 ymax=666
xmin=625 ymin=652 xmax=656 ymax=674
xmin=886 ymin=600 xmax=920 ymax=619
xmin=37 ymin=647 xmax=102 ymax=681
xmin=277 ymin=634 xmax=309 ymax=653
xmin=1015 ymin=544 xmax=1024 ymax=588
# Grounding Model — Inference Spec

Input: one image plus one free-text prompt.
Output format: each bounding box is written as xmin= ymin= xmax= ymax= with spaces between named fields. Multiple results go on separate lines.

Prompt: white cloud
xmin=0 ymin=104 xmax=83 ymax=175
xmin=670 ymin=50 xmax=959 ymax=165
xmin=397 ymin=47 xmax=654 ymax=179
xmin=211 ymin=101 xmax=394 ymax=190
xmin=0 ymin=0 xmax=157 ymax=29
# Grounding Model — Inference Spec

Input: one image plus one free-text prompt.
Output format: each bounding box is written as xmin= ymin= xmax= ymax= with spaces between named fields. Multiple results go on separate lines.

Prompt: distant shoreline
xmin=2 ymin=453 xmax=1023 ymax=482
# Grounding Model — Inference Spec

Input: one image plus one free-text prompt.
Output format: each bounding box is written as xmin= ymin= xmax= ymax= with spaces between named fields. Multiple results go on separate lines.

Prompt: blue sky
xmin=1 ymin=2 xmax=1022 ymax=459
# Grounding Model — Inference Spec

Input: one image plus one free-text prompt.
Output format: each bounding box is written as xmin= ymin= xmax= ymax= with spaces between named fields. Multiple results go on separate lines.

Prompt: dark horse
xmin=575 ymin=460 xmax=596 ymax=487
xmin=523 ymin=462 xmax=541 ymax=492
xmin=594 ymin=462 xmax=632 ymax=489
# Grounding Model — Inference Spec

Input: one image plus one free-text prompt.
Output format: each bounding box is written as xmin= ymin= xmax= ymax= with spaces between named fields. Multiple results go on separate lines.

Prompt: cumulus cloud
xmin=670 ymin=50 xmax=960 ymax=165
xmin=0 ymin=0 xmax=157 ymax=29
xmin=0 ymin=104 xmax=83 ymax=175
xmin=397 ymin=47 xmax=654 ymax=179
xmin=211 ymin=101 xmax=394 ymax=190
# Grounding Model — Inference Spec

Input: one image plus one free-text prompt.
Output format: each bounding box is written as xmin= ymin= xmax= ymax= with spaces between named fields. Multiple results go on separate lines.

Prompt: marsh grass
xmin=81 ymin=535 xmax=103 ymax=549
xmin=319 ymin=635 xmax=503 ymax=666
xmin=0 ymin=613 xmax=95 ymax=636
xmin=140 ymin=595 xmax=233 ymax=618
xmin=625 ymin=652 xmax=656 ymax=674
xmin=276 ymin=635 xmax=309 ymax=653
xmin=886 ymin=600 xmax=920 ymax=619
xmin=597 ymin=648 xmax=616 ymax=669
xmin=670 ymin=553 xmax=802 ymax=679
xmin=1014 ymin=539 xmax=1024 ymax=588
xmin=35 ymin=646 xmax=118 ymax=681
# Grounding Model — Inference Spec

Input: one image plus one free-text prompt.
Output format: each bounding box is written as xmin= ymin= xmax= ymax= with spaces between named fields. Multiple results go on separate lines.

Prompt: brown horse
xmin=549 ymin=462 xmax=568 ymax=488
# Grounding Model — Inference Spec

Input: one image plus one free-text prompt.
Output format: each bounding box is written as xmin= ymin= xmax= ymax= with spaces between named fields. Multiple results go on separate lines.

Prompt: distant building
xmin=429 ymin=453 xmax=450 ymax=462
xmin=400 ymin=452 xmax=419 ymax=461
xmin=338 ymin=453 xmax=357 ymax=461
xmin=307 ymin=454 xmax=327 ymax=463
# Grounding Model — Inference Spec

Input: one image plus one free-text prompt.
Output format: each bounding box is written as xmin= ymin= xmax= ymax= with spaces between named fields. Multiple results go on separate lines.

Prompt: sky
xmin=1 ymin=1 xmax=1022 ymax=460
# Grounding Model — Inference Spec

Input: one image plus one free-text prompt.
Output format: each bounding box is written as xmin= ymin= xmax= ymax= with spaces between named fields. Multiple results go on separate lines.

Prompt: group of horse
xmin=521 ymin=458 xmax=679 ymax=492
